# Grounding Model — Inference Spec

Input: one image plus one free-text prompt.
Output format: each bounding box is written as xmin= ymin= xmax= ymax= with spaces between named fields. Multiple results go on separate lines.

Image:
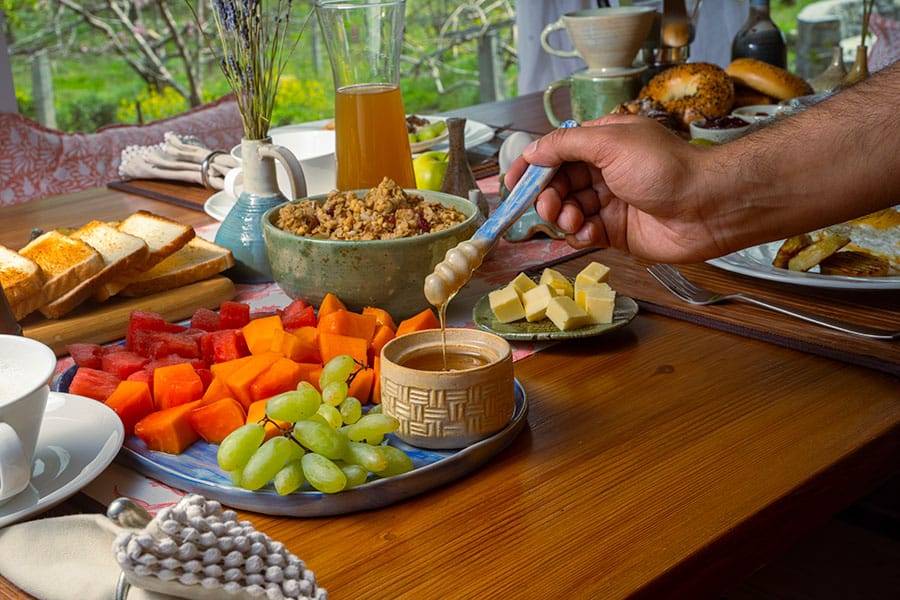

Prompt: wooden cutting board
xmin=22 ymin=276 xmax=236 ymax=356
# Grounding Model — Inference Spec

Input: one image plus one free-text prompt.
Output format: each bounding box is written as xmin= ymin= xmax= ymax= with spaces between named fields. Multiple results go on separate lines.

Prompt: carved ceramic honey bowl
xmin=380 ymin=328 xmax=515 ymax=449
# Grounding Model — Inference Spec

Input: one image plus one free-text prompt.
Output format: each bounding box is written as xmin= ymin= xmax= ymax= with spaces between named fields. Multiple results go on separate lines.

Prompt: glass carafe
xmin=316 ymin=0 xmax=416 ymax=190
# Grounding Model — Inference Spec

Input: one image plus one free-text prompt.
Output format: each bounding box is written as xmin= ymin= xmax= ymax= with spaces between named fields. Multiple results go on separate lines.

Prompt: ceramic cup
xmin=227 ymin=128 xmax=336 ymax=199
xmin=0 ymin=335 xmax=56 ymax=504
xmin=380 ymin=328 xmax=515 ymax=450
xmin=539 ymin=7 xmax=656 ymax=71
xmin=543 ymin=67 xmax=645 ymax=126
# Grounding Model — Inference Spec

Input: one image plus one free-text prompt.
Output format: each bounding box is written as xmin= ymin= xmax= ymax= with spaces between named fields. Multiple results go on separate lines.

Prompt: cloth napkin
xmin=118 ymin=132 xmax=239 ymax=190
xmin=0 ymin=514 xmax=173 ymax=600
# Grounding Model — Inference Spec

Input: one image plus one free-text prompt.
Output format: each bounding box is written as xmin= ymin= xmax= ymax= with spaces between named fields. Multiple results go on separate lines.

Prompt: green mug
xmin=543 ymin=67 xmax=645 ymax=126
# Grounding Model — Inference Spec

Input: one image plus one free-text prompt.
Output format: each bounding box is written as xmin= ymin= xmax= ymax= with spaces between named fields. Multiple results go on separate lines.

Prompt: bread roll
xmin=726 ymin=58 xmax=813 ymax=101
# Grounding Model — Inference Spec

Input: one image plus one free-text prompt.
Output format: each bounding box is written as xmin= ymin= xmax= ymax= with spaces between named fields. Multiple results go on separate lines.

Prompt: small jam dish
xmin=380 ymin=328 xmax=515 ymax=450
xmin=689 ymin=115 xmax=755 ymax=144
xmin=731 ymin=104 xmax=786 ymax=122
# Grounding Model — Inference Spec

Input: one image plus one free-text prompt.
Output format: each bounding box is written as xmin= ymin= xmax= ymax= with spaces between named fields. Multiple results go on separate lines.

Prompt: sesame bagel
xmin=726 ymin=58 xmax=813 ymax=101
xmin=638 ymin=62 xmax=734 ymax=130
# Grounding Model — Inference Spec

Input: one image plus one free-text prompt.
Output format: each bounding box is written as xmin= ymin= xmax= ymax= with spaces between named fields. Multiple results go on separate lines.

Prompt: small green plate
xmin=472 ymin=293 xmax=639 ymax=341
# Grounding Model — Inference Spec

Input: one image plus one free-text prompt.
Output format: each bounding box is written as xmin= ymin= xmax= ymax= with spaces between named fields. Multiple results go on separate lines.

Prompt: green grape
xmin=339 ymin=396 xmax=362 ymax=425
xmin=341 ymin=464 xmax=368 ymax=489
xmin=240 ymin=436 xmax=294 ymax=491
xmin=274 ymin=459 xmax=305 ymax=495
xmin=416 ymin=120 xmax=447 ymax=141
xmin=296 ymin=380 xmax=319 ymax=393
xmin=307 ymin=413 xmax=331 ymax=427
xmin=319 ymin=354 xmax=356 ymax=389
xmin=292 ymin=419 xmax=349 ymax=459
xmin=285 ymin=438 xmax=306 ymax=462
xmin=302 ymin=453 xmax=347 ymax=493
xmin=367 ymin=404 xmax=383 ymax=414
xmin=316 ymin=403 xmax=343 ymax=429
xmin=217 ymin=423 xmax=266 ymax=471
xmin=343 ymin=413 xmax=400 ymax=443
xmin=321 ymin=380 xmax=349 ymax=407
xmin=374 ymin=445 xmax=415 ymax=477
xmin=345 ymin=440 xmax=388 ymax=472
xmin=228 ymin=469 xmax=243 ymax=486
xmin=266 ymin=389 xmax=322 ymax=422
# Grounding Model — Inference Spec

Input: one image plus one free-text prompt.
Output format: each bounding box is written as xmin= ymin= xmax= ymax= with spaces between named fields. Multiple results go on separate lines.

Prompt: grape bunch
xmin=217 ymin=355 xmax=413 ymax=495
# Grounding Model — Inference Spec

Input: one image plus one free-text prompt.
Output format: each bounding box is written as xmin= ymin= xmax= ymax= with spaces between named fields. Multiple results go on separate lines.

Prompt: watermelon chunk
xmin=146 ymin=331 xmax=201 ymax=359
xmin=190 ymin=307 xmax=221 ymax=332
xmin=200 ymin=329 xmax=249 ymax=364
xmin=101 ymin=350 xmax=150 ymax=380
xmin=126 ymin=310 xmax=168 ymax=351
xmin=219 ymin=301 xmax=251 ymax=329
xmin=143 ymin=355 xmax=207 ymax=373
xmin=282 ymin=299 xmax=316 ymax=331
xmin=69 ymin=368 xmax=121 ymax=402
xmin=67 ymin=343 xmax=102 ymax=369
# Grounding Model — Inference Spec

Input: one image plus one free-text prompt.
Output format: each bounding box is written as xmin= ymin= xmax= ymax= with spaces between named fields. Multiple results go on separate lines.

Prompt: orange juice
xmin=335 ymin=83 xmax=416 ymax=190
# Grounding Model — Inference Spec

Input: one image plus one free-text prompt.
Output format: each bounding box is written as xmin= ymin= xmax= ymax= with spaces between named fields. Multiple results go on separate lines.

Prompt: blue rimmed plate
xmin=55 ymin=368 xmax=527 ymax=517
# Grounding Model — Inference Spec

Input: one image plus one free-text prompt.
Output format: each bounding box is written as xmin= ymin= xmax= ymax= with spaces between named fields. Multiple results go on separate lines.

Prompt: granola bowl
xmin=262 ymin=184 xmax=479 ymax=320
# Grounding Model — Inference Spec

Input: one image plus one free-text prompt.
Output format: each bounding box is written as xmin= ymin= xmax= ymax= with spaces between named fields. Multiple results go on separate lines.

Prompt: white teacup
xmin=0 ymin=335 xmax=56 ymax=504
xmin=227 ymin=128 xmax=337 ymax=200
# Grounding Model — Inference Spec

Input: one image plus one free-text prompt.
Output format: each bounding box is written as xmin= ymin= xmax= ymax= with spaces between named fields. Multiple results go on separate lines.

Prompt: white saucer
xmin=204 ymin=191 xmax=235 ymax=222
xmin=0 ymin=392 xmax=124 ymax=527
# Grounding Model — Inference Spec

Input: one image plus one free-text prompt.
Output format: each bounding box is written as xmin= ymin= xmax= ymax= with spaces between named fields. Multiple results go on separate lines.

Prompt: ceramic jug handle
xmin=259 ymin=143 xmax=308 ymax=200
xmin=0 ymin=423 xmax=29 ymax=502
xmin=540 ymin=20 xmax=578 ymax=59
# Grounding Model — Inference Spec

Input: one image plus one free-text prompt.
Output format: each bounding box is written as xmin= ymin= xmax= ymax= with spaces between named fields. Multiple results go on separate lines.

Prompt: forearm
xmin=701 ymin=61 xmax=900 ymax=254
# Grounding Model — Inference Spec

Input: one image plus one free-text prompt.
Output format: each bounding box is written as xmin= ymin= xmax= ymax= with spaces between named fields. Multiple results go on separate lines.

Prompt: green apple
xmin=412 ymin=150 xmax=450 ymax=191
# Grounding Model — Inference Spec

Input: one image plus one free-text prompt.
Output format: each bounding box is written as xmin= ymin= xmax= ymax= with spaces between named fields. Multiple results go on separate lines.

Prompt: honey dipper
xmin=424 ymin=120 xmax=579 ymax=307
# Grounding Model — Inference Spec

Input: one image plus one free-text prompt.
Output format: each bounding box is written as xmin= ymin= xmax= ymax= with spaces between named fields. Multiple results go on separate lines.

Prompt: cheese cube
xmin=575 ymin=262 xmax=611 ymax=286
xmin=509 ymin=272 xmax=538 ymax=298
xmin=489 ymin=285 xmax=526 ymax=323
xmin=574 ymin=281 xmax=612 ymax=308
xmin=545 ymin=296 xmax=591 ymax=331
xmin=539 ymin=268 xmax=574 ymax=298
xmin=583 ymin=290 xmax=616 ymax=324
xmin=522 ymin=283 xmax=555 ymax=322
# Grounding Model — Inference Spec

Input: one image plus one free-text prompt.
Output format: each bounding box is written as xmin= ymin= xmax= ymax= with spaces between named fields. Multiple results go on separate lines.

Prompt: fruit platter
xmin=54 ymin=295 xmax=528 ymax=516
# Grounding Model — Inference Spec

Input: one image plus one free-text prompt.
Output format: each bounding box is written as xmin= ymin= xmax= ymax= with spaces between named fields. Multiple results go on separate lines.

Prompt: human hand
xmin=504 ymin=115 xmax=732 ymax=263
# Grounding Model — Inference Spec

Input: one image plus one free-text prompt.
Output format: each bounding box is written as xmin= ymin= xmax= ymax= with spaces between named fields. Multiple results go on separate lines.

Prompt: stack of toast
xmin=0 ymin=211 xmax=234 ymax=321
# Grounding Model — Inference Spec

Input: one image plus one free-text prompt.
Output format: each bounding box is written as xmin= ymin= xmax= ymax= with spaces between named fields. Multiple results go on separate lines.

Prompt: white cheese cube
xmin=574 ymin=281 xmax=612 ymax=309
xmin=539 ymin=268 xmax=574 ymax=298
xmin=583 ymin=290 xmax=616 ymax=324
xmin=545 ymin=296 xmax=591 ymax=331
xmin=509 ymin=272 xmax=538 ymax=298
xmin=575 ymin=261 xmax=611 ymax=286
xmin=522 ymin=283 xmax=555 ymax=322
xmin=489 ymin=285 xmax=526 ymax=323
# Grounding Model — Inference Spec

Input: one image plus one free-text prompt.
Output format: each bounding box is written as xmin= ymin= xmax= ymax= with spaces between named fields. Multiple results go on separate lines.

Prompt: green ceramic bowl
xmin=262 ymin=190 xmax=479 ymax=320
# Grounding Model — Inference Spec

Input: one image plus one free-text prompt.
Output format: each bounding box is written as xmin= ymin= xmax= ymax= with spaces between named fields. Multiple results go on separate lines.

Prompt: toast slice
xmin=818 ymin=250 xmax=890 ymax=277
xmin=40 ymin=221 xmax=150 ymax=319
xmin=19 ymin=230 xmax=105 ymax=304
xmin=119 ymin=237 xmax=234 ymax=297
xmin=93 ymin=211 xmax=196 ymax=301
xmin=0 ymin=245 xmax=45 ymax=321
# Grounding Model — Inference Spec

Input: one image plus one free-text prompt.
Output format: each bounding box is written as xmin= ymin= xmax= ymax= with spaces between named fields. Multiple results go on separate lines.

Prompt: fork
xmin=647 ymin=263 xmax=900 ymax=340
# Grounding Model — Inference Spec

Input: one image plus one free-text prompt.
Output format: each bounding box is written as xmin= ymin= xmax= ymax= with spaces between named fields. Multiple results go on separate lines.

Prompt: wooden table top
xmin=1 ymin=94 xmax=898 ymax=600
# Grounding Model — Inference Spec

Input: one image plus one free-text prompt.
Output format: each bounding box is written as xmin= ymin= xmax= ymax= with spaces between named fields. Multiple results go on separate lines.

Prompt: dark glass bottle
xmin=731 ymin=0 xmax=787 ymax=69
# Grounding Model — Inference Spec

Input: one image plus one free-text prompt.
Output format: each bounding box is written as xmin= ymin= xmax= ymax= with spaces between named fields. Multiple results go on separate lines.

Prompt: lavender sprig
xmin=186 ymin=0 xmax=312 ymax=140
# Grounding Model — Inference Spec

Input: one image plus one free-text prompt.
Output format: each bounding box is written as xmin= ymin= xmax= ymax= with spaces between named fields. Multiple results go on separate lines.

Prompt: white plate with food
xmin=292 ymin=115 xmax=495 ymax=154
xmin=709 ymin=208 xmax=900 ymax=290
xmin=708 ymin=241 xmax=900 ymax=290
xmin=0 ymin=392 xmax=124 ymax=527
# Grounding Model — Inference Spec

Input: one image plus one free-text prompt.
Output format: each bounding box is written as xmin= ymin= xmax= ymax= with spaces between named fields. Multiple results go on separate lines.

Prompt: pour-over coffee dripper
xmin=540 ymin=6 xmax=657 ymax=74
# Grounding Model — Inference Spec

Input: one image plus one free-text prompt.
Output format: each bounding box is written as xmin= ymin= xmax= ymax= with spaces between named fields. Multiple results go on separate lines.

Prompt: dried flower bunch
xmin=187 ymin=0 xmax=310 ymax=140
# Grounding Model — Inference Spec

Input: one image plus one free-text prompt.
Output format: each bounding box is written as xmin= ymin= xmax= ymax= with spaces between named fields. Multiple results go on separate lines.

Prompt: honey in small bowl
xmin=380 ymin=328 xmax=515 ymax=449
